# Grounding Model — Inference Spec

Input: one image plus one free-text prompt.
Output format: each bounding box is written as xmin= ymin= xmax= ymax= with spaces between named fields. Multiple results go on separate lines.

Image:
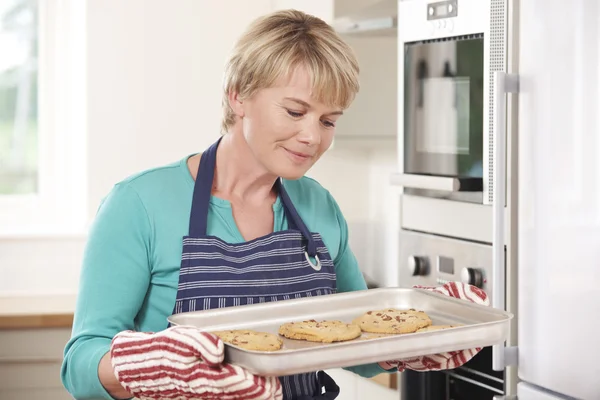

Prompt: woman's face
xmin=232 ymin=66 xmax=343 ymax=180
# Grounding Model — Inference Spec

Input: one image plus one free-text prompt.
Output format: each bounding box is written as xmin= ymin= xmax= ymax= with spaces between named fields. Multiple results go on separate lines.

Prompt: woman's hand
xmin=382 ymin=282 xmax=490 ymax=372
xmin=110 ymin=325 xmax=282 ymax=400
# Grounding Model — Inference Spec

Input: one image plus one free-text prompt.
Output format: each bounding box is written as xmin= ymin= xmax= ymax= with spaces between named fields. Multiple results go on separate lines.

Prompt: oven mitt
xmin=110 ymin=325 xmax=283 ymax=400
xmin=381 ymin=282 xmax=490 ymax=372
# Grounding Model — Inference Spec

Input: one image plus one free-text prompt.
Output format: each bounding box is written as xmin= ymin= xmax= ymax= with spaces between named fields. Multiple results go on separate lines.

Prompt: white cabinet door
xmin=0 ymin=388 xmax=73 ymax=400
xmin=0 ymin=328 xmax=73 ymax=400
xmin=334 ymin=35 xmax=397 ymax=139
xmin=518 ymin=0 xmax=600 ymax=399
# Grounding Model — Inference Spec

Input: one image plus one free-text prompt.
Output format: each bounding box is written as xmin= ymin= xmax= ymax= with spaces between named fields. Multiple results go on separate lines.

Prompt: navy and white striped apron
xmin=172 ymin=138 xmax=341 ymax=400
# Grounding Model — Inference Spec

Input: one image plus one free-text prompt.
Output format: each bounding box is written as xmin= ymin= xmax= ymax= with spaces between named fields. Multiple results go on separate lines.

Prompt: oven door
xmin=401 ymin=347 xmax=505 ymax=400
xmin=400 ymin=34 xmax=485 ymax=204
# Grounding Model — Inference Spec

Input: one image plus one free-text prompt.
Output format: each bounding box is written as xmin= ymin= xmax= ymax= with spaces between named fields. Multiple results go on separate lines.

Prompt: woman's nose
xmin=296 ymin=119 xmax=322 ymax=146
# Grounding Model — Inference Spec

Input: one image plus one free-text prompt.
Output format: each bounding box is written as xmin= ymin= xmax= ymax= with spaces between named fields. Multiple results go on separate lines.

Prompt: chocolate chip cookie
xmin=278 ymin=319 xmax=362 ymax=343
xmin=211 ymin=329 xmax=283 ymax=351
xmin=352 ymin=308 xmax=432 ymax=334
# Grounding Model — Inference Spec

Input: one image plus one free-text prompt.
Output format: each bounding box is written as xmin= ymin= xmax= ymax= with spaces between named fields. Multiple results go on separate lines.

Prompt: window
xmin=0 ymin=0 xmax=38 ymax=195
xmin=0 ymin=0 xmax=87 ymax=236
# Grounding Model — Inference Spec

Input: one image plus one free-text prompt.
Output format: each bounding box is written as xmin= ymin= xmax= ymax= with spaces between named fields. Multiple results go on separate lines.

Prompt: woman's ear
xmin=228 ymin=91 xmax=245 ymax=118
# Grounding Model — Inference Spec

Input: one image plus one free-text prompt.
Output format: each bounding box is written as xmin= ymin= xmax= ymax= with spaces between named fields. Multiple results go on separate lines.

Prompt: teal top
xmin=61 ymin=156 xmax=390 ymax=399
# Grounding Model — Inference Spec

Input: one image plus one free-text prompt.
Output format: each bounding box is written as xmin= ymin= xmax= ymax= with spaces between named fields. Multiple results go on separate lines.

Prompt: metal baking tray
xmin=167 ymin=288 xmax=513 ymax=376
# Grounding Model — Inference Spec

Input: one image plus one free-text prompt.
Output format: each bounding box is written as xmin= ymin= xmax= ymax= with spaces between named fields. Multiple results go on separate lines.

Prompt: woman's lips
xmin=284 ymin=148 xmax=313 ymax=163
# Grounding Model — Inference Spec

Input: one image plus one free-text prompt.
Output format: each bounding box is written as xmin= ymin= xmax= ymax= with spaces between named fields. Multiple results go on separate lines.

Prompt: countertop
xmin=0 ymin=294 xmax=397 ymax=390
xmin=0 ymin=294 xmax=76 ymax=329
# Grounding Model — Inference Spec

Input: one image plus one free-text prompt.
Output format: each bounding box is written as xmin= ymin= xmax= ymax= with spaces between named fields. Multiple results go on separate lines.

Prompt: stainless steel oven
xmin=392 ymin=1 xmax=520 ymax=398
xmin=392 ymin=0 xmax=518 ymax=243
xmin=401 ymin=32 xmax=485 ymax=204
xmin=397 ymin=229 xmax=512 ymax=399
xmin=402 ymin=347 xmax=505 ymax=400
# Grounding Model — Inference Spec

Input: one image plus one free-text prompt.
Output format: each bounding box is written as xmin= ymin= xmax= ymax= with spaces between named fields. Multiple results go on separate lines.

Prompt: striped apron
xmin=172 ymin=138 xmax=341 ymax=399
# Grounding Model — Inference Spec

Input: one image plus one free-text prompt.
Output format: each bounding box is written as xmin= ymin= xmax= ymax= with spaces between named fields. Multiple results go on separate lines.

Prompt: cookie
xmin=352 ymin=308 xmax=432 ymax=334
xmin=416 ymin=324 xmax=461 ymax=333
xmin=211 ymin=329 xmax=283 ymax=351
xmin=278 ymin=319 xmax=362 ymax=343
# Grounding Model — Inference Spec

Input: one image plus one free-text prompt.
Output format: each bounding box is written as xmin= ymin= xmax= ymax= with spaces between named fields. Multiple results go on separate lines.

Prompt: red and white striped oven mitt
xmin=110 ymin=325 xmax=282 ymax=400
xmin=381 ymin=282 xmax=490 ymax=372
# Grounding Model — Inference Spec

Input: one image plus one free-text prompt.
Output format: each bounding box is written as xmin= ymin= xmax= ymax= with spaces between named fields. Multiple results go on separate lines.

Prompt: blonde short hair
xmin=221 ymin=9 xmax=360 ymax=133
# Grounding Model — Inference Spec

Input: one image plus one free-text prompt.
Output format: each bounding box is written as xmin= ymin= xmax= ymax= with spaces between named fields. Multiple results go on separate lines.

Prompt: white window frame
xmin=0 ymin=0 xmax=87 ymax=237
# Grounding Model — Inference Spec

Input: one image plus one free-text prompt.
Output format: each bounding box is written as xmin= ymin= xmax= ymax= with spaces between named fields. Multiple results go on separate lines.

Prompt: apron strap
xmin=277 ymin=179 xmax=318 ymax=257
xmin=188 ymin=137 xmax=319 ymax=257
xmin=188 ymin=137 xmax=221 ymax=237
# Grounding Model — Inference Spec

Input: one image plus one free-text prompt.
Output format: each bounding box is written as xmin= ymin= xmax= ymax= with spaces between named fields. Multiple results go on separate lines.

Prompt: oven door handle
xmin=492 ymin=71 xmax=519 ymax=371
xmin=390 ymin=173 xmax=483 ymax=192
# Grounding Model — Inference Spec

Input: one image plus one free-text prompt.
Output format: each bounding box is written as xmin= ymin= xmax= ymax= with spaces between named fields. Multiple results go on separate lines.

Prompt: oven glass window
xmin=404 ymin=35 xmax=484 ymax=179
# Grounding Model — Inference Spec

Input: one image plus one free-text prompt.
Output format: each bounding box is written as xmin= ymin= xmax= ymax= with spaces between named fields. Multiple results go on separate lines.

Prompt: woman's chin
xmin=273 ymin=165 xmax=310 ymax=181
xmin=277 ymin=171 xmax=306 ymax=181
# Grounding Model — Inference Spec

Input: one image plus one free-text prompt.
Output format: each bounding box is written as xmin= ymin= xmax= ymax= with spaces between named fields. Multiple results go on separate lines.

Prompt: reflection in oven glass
xmin=404 ymin=35 xmax=484 ymax=179
xmin=448 ymin=372 xmax=502 ymax=400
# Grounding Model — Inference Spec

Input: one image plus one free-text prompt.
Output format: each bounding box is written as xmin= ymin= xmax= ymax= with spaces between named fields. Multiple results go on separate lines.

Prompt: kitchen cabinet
xmin=0 ymin=295 xmax=75 ymax=400
xmin=0 ymin=328 xmax=73 ymax=400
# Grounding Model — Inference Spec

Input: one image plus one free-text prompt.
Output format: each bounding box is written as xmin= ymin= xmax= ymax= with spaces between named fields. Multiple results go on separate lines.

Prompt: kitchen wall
xmin=0 ymin=0 xmax=399 ymax=297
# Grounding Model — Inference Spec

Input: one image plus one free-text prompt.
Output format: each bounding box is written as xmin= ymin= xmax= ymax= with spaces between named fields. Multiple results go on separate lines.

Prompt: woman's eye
xmin=322 ymin=120 xmax=335 ymax=128
xmin=287 ymin=110 xmax=303 ymax=118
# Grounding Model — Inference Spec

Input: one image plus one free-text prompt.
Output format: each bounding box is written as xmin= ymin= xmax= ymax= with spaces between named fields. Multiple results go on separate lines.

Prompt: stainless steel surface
xmin=504 ymin=0 xmax=521 ymax=395
xmin=396 ymin=0 xmax=520 ymax=396
xmin=391 ymin=173 xmax=460 ymax=191
xmin=397 ymin=0 xmax=510 ymax=207
xmin=403 ymin=188 xmax=485 ymax=204
xmin=427 ymin=1 xmax=458 ymax=20
xmin=167 ymin=288 xmax=512 ymax=377
xmin=398 ymin=230 xmax=494 ymax=300
xmin=492 ymin=71 xmax=519 ymax=372
xmin=401 ymin=194 xmax=496 ymax=243
xmin=485 ymin=0 xmax=510 ymax=206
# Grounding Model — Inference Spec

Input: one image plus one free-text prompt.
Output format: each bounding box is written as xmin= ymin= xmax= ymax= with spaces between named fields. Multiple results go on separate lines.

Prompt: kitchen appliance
xmin=516 ymin=0 xmax=600 ymax=398
xmin=393 ymin=0 xmax=520 ymax=398
xmin=398 ymin=230 xmax=508 ymax=399
xmin=395 ymin=0 xmax=600 ymax=399
xmin=391 ymin=0 xmax=519 ymax=243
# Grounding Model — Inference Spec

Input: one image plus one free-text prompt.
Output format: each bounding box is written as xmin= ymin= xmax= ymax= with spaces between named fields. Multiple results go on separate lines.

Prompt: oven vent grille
xmin=408 ymin=33 xmax=484 ymax=45
xmin=488 ymin=0 xmax=507 ymax=204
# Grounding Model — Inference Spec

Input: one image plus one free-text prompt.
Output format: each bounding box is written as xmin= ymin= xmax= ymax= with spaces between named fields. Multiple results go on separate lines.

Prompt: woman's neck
xmin=211 ymin=133 xmax=278 ymax=206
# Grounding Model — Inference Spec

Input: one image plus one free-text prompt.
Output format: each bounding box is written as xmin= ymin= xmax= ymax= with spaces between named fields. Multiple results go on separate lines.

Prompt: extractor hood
xmin=332 ymin=0 xmax=397 ymax=37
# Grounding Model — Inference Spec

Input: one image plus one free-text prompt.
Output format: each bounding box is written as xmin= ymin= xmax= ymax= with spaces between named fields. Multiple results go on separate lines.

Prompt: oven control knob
xmin=408 ymin=256 xmax=429 ymax=276
xmin=461 ymin=267 xmax=484 ymax=288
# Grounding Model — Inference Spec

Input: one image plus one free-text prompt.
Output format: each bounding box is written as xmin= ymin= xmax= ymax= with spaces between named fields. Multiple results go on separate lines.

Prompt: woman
xmin=61 ymin=9 xmax=487 ymax=400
